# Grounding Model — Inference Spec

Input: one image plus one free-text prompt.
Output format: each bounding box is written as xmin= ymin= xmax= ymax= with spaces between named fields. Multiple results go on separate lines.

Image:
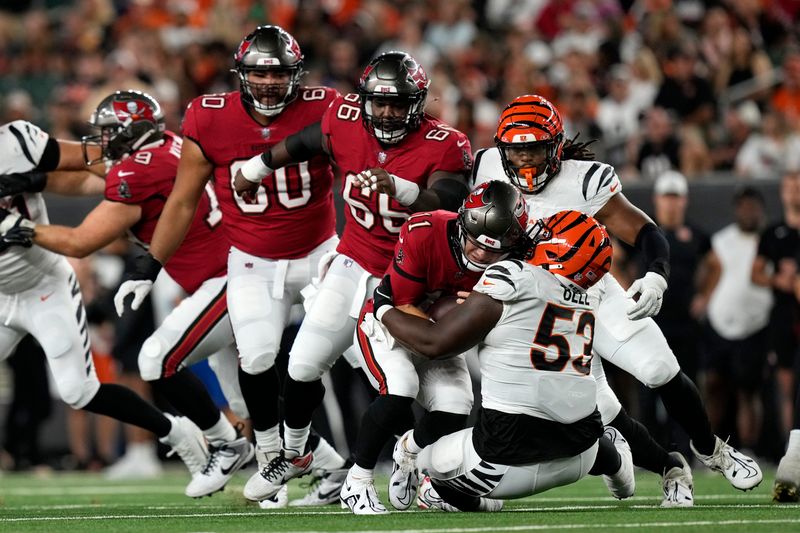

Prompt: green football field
xmin=1 ymin=467 xmax=799 ymax=532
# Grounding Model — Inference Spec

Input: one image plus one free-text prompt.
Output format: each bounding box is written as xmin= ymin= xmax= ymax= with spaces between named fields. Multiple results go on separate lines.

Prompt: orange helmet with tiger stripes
xmin=528 ymin=210 xmax=612 ymax=290
xmin=494 ymin=95 xmax=566 ymax=194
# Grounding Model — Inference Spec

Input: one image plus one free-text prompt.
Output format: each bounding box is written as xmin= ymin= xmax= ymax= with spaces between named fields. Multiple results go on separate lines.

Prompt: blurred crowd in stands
xmin=2 ymin=0 xmax=800 ymax=475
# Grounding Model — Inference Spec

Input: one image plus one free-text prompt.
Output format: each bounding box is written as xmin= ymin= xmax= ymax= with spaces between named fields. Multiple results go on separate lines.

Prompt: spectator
xmin=735 ymin=109 xmax=800 ymax=179
xmin=752 ymin=170 xmax=800 ymax=437
xmin=772 ymin=49 xmax=800 ymax=133
xmin=632 ymin=107 xmax=682 ymax=181
xmin=710 ymin=101 xmax=759 ymax=171
xmin=713 ymin=27 xmax=773 ymax=97
xmin=654 ymin=46 xmax=715 ymax=128
xmin=703 ymin=187 xmax=771 ymax=452
xmin=597 ymin=64 xmax=645 ymax=169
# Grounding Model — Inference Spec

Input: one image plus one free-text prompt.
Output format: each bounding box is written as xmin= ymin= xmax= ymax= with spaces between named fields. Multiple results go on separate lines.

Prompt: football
xmin=427 ymin=294 xmax=461 ymax=322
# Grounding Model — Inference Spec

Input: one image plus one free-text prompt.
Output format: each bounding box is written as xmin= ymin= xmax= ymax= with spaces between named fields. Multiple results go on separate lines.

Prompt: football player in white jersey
xmin=472 ymin=95 xmax=761 ymax=500
xmin=0 ymin=120 xmax=208 ymax=484
xmin=375 ymin=210 xmax=634 ymax=510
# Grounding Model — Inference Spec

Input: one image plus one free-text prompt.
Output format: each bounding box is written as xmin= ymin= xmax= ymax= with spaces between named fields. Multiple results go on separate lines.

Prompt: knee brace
xmin=138 ymin=335 xmax=169 ymax=381
xmin=59 ymin=376 xmax=101 ymax=409
xmin=640 ymin=358 xmax=681 ymax=388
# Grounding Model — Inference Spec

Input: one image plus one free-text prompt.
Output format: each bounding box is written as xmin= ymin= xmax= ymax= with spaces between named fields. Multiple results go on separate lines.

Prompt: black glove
xmin=0 ymin=172 xmax=47 ymax=197
xmin=0 ymin=207 xmax=35 ymax=253
xmin=373 ymin=274 xmax=394 ymax=322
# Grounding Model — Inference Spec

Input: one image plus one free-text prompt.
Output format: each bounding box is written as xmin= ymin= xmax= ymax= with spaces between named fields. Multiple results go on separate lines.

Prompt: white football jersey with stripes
xmin=0 ymin=120 xmax=61 ymax=293
xmin=474 ymin=259 xmax=599 ymax=424
xmin=472 ymin=147 xmax=621 ymax=220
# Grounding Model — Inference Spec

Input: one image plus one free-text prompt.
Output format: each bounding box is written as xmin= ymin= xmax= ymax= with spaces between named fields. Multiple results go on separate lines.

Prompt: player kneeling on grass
xmin=375 ymin=210 xmax=635 ymax=511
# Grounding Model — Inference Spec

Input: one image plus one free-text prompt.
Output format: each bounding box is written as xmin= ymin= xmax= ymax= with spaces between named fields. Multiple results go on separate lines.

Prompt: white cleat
xmin=258 ymin=484 xmax=289 ymax=509
xmin=416 ymin=475 xmax=502 ymax=512
xmin=661 ymin=452 xmax=694 ymax=507
xmin=243 ymin=451 xmax=313 ymax=501
xmin=185 ymin=436 xmax=254 ymax=498
xmin=389 ymin=430 xmax=419 ymax=510
xmin=290 ymin=468 xmax=348 ymax=506
xmin=160 ymin=414 xmax=208 ymax=476
xmin=773 ymin=452 xmax=800 ymax=502
xmin=340 ymin=471 xmax=389 ymax=515
xmin=104 ymin=444 xmax=163 ymax=480
xmin=691 ymin=436 xmax=762 ymax=491
xmin=602 ymin=426 xmax=635 ymax=499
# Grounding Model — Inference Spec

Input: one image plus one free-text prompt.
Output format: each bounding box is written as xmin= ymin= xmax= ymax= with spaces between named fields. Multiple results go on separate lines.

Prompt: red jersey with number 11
xmin=320 ymin=93 xmax=472 ymax=276
xmin=181 ymin=89 xmax=338 ymax=259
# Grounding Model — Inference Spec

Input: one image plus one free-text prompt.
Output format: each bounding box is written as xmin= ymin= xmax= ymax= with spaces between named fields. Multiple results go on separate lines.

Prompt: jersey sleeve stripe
xmin=485 ymin=271 xmax=516 ymax=289
xmin=581 ymin=162 xmax=601 ymax=201
xmin=506 ymin=259 xmax=525 ymax=270
xmin=8 ymin=123 xmax=36 ymax=165
xmin=471 ymin=148 xmax=488 ymax=186
xmin=393 ymin=261 xmax=426 ymax=283
xmin=489 ymin=264 xmax=513 ymax=276
xmin=596 ymin=166 xmax=613 ymax=194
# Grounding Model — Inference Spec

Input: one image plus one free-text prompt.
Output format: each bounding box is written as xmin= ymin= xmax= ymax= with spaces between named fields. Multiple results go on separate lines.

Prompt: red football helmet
xmin=528 ymin=210 xmax=612 ymax=289
xmin=495 ymin=95 xmax=566 ymax=194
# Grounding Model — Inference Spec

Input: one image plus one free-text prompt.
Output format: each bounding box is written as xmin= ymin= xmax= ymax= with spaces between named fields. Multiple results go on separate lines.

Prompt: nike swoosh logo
xmin=117 ymin=171 xmax=135 ymax=177
xmin=482 ymin=280 xmax=494 ymax=286
xmin=219 ymin=454 xmax=243 ymax=475
xmin=610 ymin=183 xmax=619 ymax=192
xmin=40 ymin=292 xmax=54 ymax=302
xmin=457 ymin=140 xmax=467 ymax=147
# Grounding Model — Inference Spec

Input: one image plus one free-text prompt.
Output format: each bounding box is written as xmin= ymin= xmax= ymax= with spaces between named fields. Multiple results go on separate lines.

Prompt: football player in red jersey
xmin=233 ymin=51 xmax=473 ymax=501
xmin=340 ymin=181 xmax=531 ymax=514
xmin=0 ymin=99 xmax=210 ymax=490
xmin=112 ymin=27 xmax=348 ymax=506
xmin=11 ymin=91 xmax=256 ymax=498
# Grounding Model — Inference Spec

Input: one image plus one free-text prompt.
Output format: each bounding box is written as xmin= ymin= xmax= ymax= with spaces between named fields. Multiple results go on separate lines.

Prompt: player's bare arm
xmin=594 ymin=193 xmax=654 ymax=245
xmin=148 ymin=137 xmax=211 ymax=264
xmin=375 ymin=276 xmax=501 ymax=359
xmin=33 ymin=200 xmax=141 ymax=258
xmin=55 ymin=139 xmax=106 ymax=176
xmin=352 ymin=168 xmax=469 ymax=213
xmin=44 ymin=170 xmax=105 ymax=196
xmin=233 ymin=121 xmax=327 ymax=198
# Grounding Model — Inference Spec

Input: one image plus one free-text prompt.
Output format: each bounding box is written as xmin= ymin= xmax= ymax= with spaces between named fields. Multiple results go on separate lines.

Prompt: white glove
xmin=114 ymin=279 xmax=154 ymax=317
xmin=625 ymin=272 xmax=668 ymax=320
xmin=240 ymin=154 xmax=274 ymax=183
xmin=0 ymin=209 xmax=34 ymax=234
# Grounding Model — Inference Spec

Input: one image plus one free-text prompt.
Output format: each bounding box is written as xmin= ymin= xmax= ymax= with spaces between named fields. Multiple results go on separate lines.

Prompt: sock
xmin=609 ymin=407 xmax=679 ymax=475
xmin=255 ymin=424 xmax=282 ymax=455
xmin=204 ymin=412 xmax=237 ymax=446
xmin=151 ymin=370 xmax=220 ymax=430
xmin=283 ymin=376 xmax=325 ymax=430
xmin=403 ymin=431 xmax=423 ymax=455
xmin=589 ymin=436 xmax=622 ymax=476
xmin=354 ymin=394 xmax=414 ymax=470
xmin=238 ymin=366 xmax=281 ymax=431
xmin=283 ymin=423 xmax=311 ymax=457
xmin=83 ymin=384 xmax=171 ymax=438
xmin=350 ymin=464 xmax=373 ymax=480
xmin=414 ymin=411 xmax=468 ymax=448
xmin=788 ymin=429 xmax=800 ymax=453
xmin=656 ymin=372 xmax=716 ymax=455
xmin=312 ymin=437 xmax=346 ymax=470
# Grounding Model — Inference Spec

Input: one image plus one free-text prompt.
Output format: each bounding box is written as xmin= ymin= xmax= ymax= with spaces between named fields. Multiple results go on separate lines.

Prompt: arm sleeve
xmin=285 ymin=122 xmax=325 ymax=161
xmin=635 ymin=223 xmax=671 ymax=280
xmin=35 ymin=138 xmax=60 ymax=172
xmin=473 ymin=260 xmax=525 ymax=302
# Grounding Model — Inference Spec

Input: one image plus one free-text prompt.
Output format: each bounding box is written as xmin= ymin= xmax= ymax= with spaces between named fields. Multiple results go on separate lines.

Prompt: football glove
xmin=373 ymin=274 xmax=394 ymax=322
xmin=625 ymin=272 xmax=668 ymax=320
xmin=113 ymin=252 xmax=163 ymax=317
xmin=0 ymin=207 xmax=35 ymax=253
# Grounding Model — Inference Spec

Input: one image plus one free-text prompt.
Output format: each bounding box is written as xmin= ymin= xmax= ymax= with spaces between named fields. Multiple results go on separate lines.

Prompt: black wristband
xmin=259 ymin=150 xmax=273 ymax=169
xmin=285 ymin=122 xmax=324 ymax=161
xmin=634 ymin=223 xmax=670 ymax=281
xmin=133 ymin=252 xmax=163 ymax=282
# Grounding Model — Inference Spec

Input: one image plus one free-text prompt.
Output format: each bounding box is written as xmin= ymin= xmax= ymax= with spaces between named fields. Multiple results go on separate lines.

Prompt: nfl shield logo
xmin=262 ymin=128 xmax=271 ymax=139
xmin=378 ymin=151 xmax=387 ymax=164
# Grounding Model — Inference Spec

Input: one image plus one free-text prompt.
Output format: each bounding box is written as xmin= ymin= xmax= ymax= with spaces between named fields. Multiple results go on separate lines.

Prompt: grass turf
xmin=1 ymin=466 xmax=799 ymax=532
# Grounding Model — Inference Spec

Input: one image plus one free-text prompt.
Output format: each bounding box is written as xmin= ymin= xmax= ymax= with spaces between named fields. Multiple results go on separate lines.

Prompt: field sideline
xmin=1 ymin=467 xmax=799 ymax=532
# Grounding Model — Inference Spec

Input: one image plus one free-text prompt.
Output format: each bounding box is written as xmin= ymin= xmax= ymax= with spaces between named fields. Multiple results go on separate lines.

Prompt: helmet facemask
xmin=497 ymin=133 xmax=565 ymax=194
xmin=237 ymin=66 xmax=304 ymax=117
xmin=362 ymin=93 xmax=426 ymax=144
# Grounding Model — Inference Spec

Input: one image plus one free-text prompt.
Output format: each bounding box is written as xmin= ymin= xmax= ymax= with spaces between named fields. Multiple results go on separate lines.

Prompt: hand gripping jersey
xmin=473 ymin=148 xmax=621 ymax=220
xmin=389 ymin=210 xmax=481 ymax=307
xmin=181 ymin=89 xmax=338 ymax=259
xmin=0 ymin=121 xmax=61 ymax=293
xmin=321 ymin=93 xmax=473 ymax=276
xmin=474 ymin=259 xmax=599 ymax=425
xmin=104 ymin=132 xmax=226 ymax=293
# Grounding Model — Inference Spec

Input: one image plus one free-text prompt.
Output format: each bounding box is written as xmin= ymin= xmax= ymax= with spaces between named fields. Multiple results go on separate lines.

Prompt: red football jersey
xmin=104 ymin=132 xmax=226 ymax=293
xmin=387 ymin=210 xmax=481 ymax=306
xmin=181 ymin=88 xmax=338 ymax=259
xmin=321 ymin=93 xmax=473 ymax=276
